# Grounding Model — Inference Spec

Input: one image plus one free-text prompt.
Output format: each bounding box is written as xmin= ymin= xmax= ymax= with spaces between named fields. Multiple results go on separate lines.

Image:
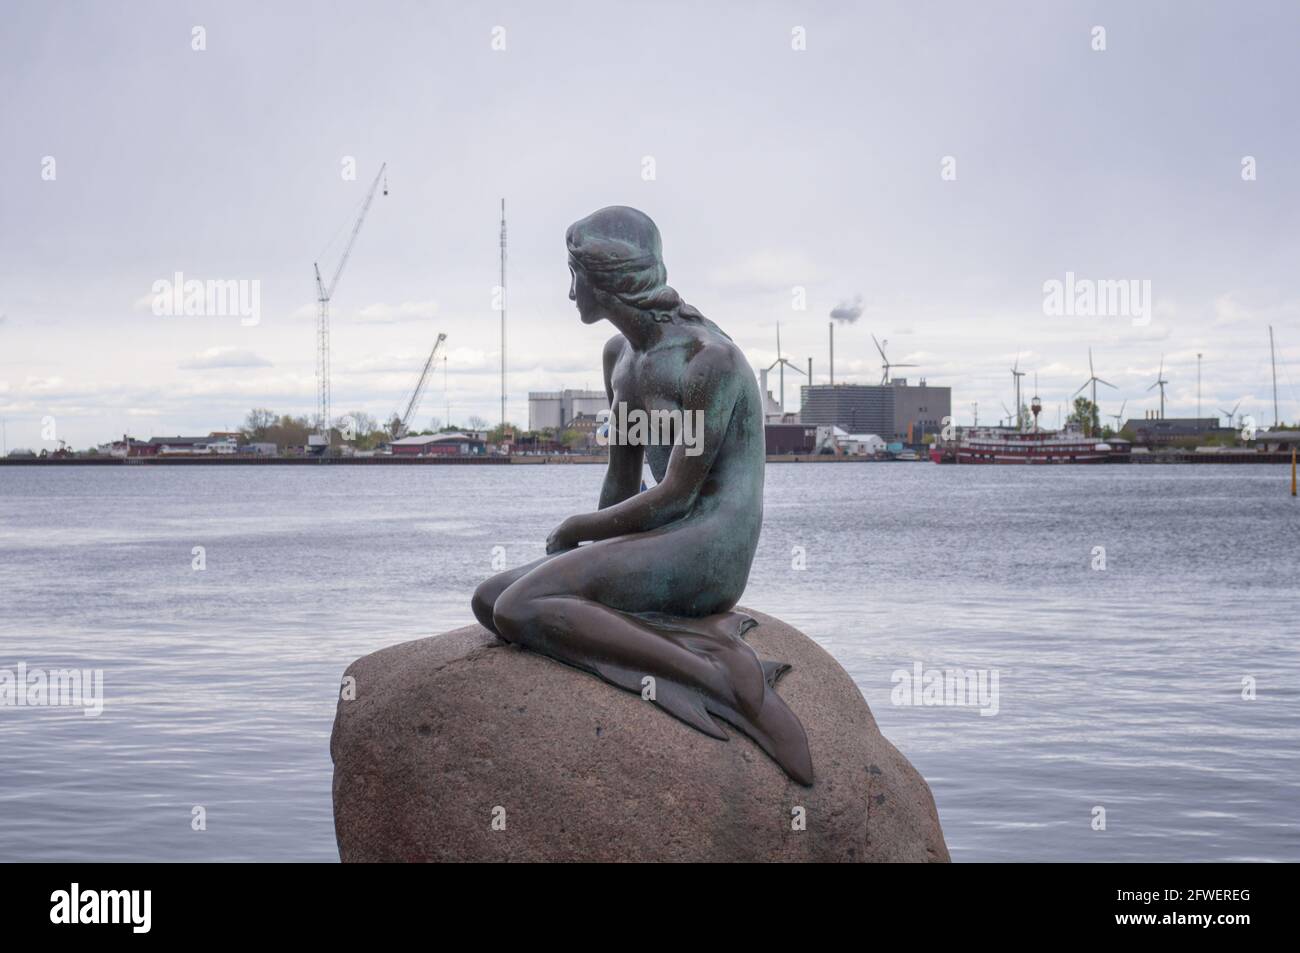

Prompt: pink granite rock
xmin=331 ymin=608 xmax=949 ymax=862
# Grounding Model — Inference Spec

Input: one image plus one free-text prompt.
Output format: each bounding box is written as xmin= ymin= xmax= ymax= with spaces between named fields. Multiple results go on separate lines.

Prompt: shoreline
xmin=0 ymin=452 xmax=1293 ymax=466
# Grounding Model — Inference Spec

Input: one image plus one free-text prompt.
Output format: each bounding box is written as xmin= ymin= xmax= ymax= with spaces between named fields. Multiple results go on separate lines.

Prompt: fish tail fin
xmin=760 ymin=659 xmax=791 ymax=688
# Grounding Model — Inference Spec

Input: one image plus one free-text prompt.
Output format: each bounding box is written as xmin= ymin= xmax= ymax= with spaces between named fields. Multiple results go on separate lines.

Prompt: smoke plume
xmin=830 ymin=294 xmax=864 ymax=323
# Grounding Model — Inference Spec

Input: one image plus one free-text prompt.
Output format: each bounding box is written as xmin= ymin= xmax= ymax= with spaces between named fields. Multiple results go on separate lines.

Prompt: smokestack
xmin=807 ymin=357 xmax=812 ymax=384
xmin=829 ymin=322 xmax=834 ymax=385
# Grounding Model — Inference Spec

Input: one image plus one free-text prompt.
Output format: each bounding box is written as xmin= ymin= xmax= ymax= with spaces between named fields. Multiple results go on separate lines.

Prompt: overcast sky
xmin=2 ymin=0 xmax=1298 ymax=449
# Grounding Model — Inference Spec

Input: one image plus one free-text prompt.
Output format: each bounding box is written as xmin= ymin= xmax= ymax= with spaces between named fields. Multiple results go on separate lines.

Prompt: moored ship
xmin=930 ymin=394 xmax=1129 ymax=464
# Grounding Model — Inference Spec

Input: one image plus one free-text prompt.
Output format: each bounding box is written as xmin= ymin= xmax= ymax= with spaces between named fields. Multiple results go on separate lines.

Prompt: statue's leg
xmin=471 ymin=554 xmax=554 ymax=638
xmin=495 ymin=528 xmax=739 ymax=689
xmin=489 ymin=531 xmax=813 ymax=785
xmin=494 ymin=584 xmax=736 ymax=705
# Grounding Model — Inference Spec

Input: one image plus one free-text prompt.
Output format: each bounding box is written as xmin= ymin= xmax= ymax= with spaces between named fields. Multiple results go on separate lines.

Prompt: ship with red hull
xmin=930 ymin=394 xmax=1129 ymax=464
xmin=930 ymin=426 xmax=1124 ymax=464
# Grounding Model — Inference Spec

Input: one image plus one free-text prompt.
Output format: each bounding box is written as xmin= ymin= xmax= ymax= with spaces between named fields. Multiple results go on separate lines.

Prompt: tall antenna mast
xmin=1269 ymin=325 xmax=1279 ymax=427
xmin=1197 ymin=352 xmax=1203 ymax=419
xmin=499 ymin=198 xmax=507 ymax=434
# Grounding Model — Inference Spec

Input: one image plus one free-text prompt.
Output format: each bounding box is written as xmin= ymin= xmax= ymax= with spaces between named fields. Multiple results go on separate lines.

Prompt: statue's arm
xmin=598 ymin=335 xmax=642 ymax=509
xmin=549 ymin=346 xmax=738 ymax=551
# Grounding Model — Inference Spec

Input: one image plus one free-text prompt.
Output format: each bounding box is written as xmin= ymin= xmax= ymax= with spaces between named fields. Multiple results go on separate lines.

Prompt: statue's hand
xmin=545 ymin=516 xmax=583 ymax=554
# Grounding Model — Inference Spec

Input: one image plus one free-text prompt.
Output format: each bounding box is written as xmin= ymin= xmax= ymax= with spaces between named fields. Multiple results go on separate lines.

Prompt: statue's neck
xmin=607 ymin=308 xmax=666 ymax=351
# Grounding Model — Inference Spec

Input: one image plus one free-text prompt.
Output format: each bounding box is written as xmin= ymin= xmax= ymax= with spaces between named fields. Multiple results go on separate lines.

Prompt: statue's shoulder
xmin=602 ymin=334 xmax=627 ymax=390
xmin=603 ymin=334 xmax=628 ymax=362
xmin=685 ymin=332 xmax=747 ymax=385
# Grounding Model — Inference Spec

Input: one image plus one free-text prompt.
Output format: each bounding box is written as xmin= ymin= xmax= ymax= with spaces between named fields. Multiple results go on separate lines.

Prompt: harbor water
xmin=0 ymin=463 xmax=1297 ymax=862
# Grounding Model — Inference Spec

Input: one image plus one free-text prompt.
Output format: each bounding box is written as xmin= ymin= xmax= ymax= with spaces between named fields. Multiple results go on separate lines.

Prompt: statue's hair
xmin=566 ymin=206 xmax=729 ymax=338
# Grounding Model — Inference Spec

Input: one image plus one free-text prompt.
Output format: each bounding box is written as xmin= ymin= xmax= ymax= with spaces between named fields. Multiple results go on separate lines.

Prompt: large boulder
xmin=331 ymin=608 xmax=949 ymax=862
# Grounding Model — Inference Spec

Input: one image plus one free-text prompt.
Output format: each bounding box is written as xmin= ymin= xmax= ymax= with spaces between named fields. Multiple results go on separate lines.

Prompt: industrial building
xmin=528 ymin=389 xmax=608 ymax=432
xmin=1120 ymin=417 xmax=1231 ymax=446
xmin=567 ymin=412 xmax=605 ymax=450
xmin=799 ymin=379 xmax=951 ymax=442
xmin=389 ymin=433 xmax=486 ymax=456
xmin=764 ymin=423 xmax=818 ymax=455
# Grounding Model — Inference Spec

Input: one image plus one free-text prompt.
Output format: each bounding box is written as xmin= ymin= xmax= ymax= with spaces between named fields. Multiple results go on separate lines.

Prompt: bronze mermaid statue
xmin=472 ymin=206 xmax=813 ymax=785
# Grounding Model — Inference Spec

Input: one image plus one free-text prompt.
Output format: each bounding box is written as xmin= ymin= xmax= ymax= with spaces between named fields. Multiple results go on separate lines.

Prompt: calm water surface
xmin=1 ymin=463 xmax=1297 ymax=862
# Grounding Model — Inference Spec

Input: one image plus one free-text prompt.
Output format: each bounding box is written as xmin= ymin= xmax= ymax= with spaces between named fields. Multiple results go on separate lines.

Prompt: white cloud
xmin=353 ymin=300 xmax=438 ymax=324
xmin=709 ymin=251 xmax=829 ymax=294
xmin=24 ymin=376 xmax=65 ymax=393
xmin=179 ymin=347 xmax=272 ymax=370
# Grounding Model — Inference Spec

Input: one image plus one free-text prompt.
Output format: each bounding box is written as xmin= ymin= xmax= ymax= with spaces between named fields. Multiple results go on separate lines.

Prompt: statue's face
xmin=569 ymin=265 xmax=601 ymax=324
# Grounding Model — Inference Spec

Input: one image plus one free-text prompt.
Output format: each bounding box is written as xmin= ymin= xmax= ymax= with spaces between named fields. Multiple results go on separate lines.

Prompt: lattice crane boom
xmin=313 ymin=162 xmax=387 ymax=445
xmin=397 ymin=332 xmax=447 ymax=438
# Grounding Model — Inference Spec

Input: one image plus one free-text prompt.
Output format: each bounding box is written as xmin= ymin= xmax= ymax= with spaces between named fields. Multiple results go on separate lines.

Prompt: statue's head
xmin=566 ymin=206 xmax=682 ymax=325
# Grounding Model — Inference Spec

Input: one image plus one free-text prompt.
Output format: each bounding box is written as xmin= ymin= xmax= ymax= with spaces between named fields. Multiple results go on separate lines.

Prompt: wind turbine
xmin=1147 ymin=355 xmax=1169 ymax=419
xmin=1108 ymin=399 xmax=1128 ymax=432
xmin=1001 ymin=402 xmax=1014 ymax=428
xmin=1010 ymin=354 xmax=1026 ymax=431
xmin=765 ymin=323 xmax=805 ymax=415
xmin=1074 ymin=348 xmax=1117 ymax=434
xmin=1219 ymin=401 xmax=1241 ymax=430
xmin=872 ymin=334 xmax=916 ymax=385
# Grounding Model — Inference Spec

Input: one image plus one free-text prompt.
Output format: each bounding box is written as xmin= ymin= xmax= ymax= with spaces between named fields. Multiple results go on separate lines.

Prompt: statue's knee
xmin=492 ymin=585 xmax=529 ymax=641
xmin=470 ymin=581 xmax=496 ymax=630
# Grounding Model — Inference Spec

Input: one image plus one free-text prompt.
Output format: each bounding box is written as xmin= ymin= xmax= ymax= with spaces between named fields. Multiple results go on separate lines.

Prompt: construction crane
xmin=311 ymin=162 xmax=387 ymax=451
xmin=394 ymin=333 xmax=447 ymax=438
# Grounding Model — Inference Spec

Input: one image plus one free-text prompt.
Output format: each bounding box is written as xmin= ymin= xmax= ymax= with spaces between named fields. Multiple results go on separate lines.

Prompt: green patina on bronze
xmin=472 ymin=206 xmax=812 ymax=785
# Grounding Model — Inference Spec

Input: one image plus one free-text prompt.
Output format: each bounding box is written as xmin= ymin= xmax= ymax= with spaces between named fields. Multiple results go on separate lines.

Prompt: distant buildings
xmin=389 ymin=432 xmax=486 ymax=456
xmin=842 ymin=433 xmax=888 ymax=456
xmin=104 ymin=434 xmax=266 ymax=457
xmin=528 ymin=389 xmax=608 ymax=432
xmin=567 ymin=412 xmax=605 ymax=451
xmin=763 ymin=424 xmax=893 ymax=457
xmin=799 ymin=379 xmax=951 ymax=442
xmin=1120 ymin=417 xmax=1230 ymax=445
xmin=105 ymin=437 xmax=156 ymax=458
xmin=151 ymin=435 xmax=239 ymax=455
xmin=764 ymin=423 xmax=818 ymax=455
